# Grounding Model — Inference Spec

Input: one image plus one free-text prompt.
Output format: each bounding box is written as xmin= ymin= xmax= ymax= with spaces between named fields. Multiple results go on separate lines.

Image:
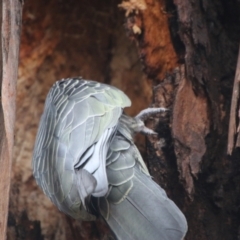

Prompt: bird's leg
xmin=135 ymin=107 xmax=168 ymax=121
xmin=133 ymin=107 xmax=168 ymax=135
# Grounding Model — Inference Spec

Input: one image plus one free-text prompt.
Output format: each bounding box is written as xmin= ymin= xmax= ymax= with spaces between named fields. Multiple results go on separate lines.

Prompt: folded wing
xmin=32 ymin=78 xmax=131 ymax=220
xmin=96 ymin=119 xmax=188 ymax=240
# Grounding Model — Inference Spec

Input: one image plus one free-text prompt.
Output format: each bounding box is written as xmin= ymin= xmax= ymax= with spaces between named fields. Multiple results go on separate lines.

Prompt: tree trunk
xmin=120 ymin=0 xmax=240 ymax=239
xmin=0 ymin=0 xmax=22 ymax=239
xmin=7 ymin=0 xmax=240 ymax=239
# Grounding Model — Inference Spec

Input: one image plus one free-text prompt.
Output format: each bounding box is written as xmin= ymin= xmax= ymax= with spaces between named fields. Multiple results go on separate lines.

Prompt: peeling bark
xmin=172 ymin=66 xmax=210 ymax=195
xmin=120 ymin=0 xmax=178 ymax=82
xmin=228 ymin=45 xmax=240 ymax=153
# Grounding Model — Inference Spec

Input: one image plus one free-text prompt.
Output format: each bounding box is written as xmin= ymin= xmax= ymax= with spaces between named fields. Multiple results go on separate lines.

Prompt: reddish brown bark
xmin=0 ymin=0 xmax=22 ymax=239
xmin=172 ymin=67 xmax=210 ymax=196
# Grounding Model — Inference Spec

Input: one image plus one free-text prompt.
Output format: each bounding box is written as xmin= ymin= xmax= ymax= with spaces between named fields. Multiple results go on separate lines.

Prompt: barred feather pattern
xmin=97 ymin=118 xmax=188 ymax=240
xmin=33 ymin=77 xmax=187 ymax=239
xmin=32 ymin=78 xmax=131 ymax=220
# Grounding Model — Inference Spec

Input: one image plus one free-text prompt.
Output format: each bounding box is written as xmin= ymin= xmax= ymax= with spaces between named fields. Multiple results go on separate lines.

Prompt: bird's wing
xmin=116 ymin=114 xmax=150 ymax=175
xmin=97 ymin=129 xmax=188 ymax=240
xmin=32 ymin=78 xmax=131 ymax=220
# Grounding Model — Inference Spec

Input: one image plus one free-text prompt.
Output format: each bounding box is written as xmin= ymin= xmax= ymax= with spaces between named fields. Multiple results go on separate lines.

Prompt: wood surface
xmin=0 ymin=0 xmax=22 ymax=239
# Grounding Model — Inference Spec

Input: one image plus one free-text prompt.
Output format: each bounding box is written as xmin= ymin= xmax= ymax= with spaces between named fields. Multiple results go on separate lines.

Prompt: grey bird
xmin=32 ymin=77 xmax=188 ymax=239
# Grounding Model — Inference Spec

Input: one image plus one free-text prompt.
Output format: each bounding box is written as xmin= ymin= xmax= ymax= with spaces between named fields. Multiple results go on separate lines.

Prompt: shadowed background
xmin=8 ymin=0 xmax=151 ymax=239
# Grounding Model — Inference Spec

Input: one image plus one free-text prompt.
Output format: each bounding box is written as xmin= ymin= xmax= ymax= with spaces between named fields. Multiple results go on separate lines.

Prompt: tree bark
xmin=8 ymin=0 xmax=240 ymax=239
xmin=0 ymin=0 xmax=22 ymax=239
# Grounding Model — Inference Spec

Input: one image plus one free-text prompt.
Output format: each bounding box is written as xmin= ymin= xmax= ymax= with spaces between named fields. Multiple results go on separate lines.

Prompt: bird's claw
xmin=135 ymin=107 xmax=168 ymax=121
xmin=140 ymin=126 xmax=158 ymax=135
xmin=134 ymin=107 xmax=168 ymax=135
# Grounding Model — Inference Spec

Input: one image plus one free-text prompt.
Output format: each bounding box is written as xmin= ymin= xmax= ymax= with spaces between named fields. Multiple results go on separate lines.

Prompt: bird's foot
xmin=135 ymin=107 xmax=168 ymax=121
xmin=134 ymin=107 xmax=168 ymax=135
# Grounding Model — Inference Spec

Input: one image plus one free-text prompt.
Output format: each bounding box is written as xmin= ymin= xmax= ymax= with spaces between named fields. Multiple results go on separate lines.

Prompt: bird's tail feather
xmin=97 ymin=166 xmax=187 ymax=240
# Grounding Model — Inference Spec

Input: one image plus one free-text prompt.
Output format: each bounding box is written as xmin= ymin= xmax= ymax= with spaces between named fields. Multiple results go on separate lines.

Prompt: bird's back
xmin=32 ymin=78 xmax=131 ymax=219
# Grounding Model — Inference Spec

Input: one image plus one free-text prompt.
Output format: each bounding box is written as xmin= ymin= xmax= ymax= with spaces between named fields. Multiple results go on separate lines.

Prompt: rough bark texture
xmin=0 ymin=0 xmax=22 ymax=239
xmin=228 ymin=45 xmax=240 ymax=153
xmin=7 ymin=0 xmax=240 ymax=239
xmin=121 ymin=0 xmax=240 ymax=239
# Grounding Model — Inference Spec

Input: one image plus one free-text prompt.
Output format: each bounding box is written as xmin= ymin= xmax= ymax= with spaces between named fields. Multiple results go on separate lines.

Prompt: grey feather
xmin=32 ymin=77 xmax=131 ymax=220
xmin=33 ymin=77 xmax=187 ymax=239
xmin=75 ymin=169 xmax=97 ymax=208
xmin=96 ymin=125 xmax=188 ymax=240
